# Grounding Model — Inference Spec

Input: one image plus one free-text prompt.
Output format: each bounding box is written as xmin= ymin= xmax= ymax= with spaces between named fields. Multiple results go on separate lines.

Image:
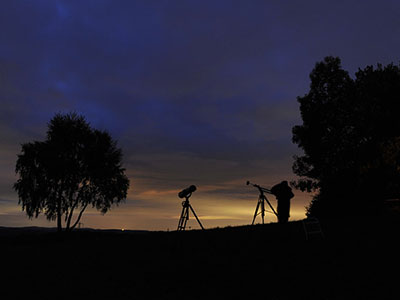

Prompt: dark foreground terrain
xmin=1 ymin=215 xmax=399 ymax=300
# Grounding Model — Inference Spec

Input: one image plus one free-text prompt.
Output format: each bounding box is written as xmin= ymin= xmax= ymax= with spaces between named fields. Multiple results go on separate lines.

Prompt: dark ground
xmin=1 ymin=214 xmax=399 ymax=300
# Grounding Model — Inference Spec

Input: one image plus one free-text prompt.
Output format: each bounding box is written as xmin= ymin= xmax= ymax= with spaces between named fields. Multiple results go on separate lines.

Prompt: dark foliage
xmin=293 ymin=56 xmax=400 ymax=217
xmin=14 ymin=112 xmax=130 ymax=231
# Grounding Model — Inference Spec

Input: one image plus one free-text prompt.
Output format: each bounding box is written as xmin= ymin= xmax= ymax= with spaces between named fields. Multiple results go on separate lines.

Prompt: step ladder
xmin=302 ymin=217 xmax=324 ymax=240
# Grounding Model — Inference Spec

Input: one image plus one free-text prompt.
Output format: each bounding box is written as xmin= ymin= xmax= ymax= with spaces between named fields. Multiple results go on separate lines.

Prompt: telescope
xmin=177 ymin=184 xmax=204 ymax=231
xmin=178 ymin=185 xmax=197 ymax=199
xmin=247 ymin=180 xmax=277 ymax=224
xmin=246 ymin=181 xmax=272 ymax=194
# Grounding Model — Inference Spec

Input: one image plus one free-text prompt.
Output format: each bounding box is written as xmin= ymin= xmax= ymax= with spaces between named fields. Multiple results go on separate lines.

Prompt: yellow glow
xmin=5 ymin=170 xmax=311 ymax=230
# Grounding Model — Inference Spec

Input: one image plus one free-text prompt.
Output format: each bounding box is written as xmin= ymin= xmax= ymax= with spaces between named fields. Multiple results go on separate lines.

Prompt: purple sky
xmin=1 ymin=0 xmax=400 ymax=230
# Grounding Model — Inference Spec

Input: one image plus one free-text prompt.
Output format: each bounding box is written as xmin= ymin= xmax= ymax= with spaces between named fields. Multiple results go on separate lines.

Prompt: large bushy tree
xmin=292 ymin=56 xmax=400 ymax=218
xmin=14 ymin=113 xmax=130 ymax=231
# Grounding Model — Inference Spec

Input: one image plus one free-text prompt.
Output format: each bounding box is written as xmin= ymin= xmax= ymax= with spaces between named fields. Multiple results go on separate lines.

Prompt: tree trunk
xmin=57 ymin=201 xmax=62 ymax=232
xmin=66 ymin=199 xmax=79 ymax=231
xmin=70 ymin=203 xmax=88 ymax=231
xmin=56 ymin=185 xmax=63 ymax=233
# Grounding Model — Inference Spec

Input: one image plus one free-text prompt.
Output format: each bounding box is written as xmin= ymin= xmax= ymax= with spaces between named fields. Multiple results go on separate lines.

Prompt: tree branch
xmin=66 ymin=197 xmax=79 ymax=230
xmin=70 ymin=202 xmax=88 ymax=231
xmin=66 ymin=183 xmax=87 ymax=230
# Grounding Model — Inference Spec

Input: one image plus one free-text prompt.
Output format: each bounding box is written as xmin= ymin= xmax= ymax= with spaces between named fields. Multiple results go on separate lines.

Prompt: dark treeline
xmin=293 ymin=56 xmax=400 ymax=218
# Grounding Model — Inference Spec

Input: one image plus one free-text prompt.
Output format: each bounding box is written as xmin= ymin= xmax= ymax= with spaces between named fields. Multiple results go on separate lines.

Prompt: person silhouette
xmin=270 ymin=181 xmax=294 ymax=224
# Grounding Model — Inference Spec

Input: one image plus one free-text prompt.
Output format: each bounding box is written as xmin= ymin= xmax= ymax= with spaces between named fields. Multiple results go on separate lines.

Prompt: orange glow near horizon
xmin=1 ymin=145 xmax=311 ymax=230
xmin=0 ymin=184 xmax=310 ymax=231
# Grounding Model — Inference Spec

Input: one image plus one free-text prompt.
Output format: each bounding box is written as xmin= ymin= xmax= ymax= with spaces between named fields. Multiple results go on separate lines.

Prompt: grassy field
xmin=1 ymin=215 xmax=399 ymax=299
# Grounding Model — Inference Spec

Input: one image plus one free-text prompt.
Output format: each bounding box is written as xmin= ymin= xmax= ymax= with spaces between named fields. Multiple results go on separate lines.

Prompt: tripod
xmin=247 ymin=181 xmax=278 ymax=225
xmin=177 ymin=194 xmax=204 ymax=231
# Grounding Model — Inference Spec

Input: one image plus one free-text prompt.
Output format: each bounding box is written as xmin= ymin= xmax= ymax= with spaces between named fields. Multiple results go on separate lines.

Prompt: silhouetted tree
xmin=292 ymin=56 xmax=400 ymax=218
xmin=14 ymin=113 xmax=130 ymax=231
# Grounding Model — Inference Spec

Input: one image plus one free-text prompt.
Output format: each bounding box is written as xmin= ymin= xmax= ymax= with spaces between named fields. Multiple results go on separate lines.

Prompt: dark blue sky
xmin=1 ymin=0 xmax=400 ymax=229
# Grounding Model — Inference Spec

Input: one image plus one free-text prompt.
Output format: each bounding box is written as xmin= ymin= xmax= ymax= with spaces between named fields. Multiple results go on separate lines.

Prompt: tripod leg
xmin=189 ymin=204 xmax=204 ymax=230
xmin=177 ymin=206 xmax=189 ymax=231
xmin=252 ymin=200 xmax=261 ymax=225
xmin=184 ymin=207 xmax=189 ymax=229
xmin=263 ymin=195 xmax=278 ymax=217
xmin=177 ymin=208 xmax=183 ymax=230
xmin=261 ymin=197 xmax=265 ymax=224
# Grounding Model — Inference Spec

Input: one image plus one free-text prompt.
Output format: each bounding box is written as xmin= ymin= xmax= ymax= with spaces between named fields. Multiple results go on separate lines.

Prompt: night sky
xmin=1 ymin=1 xmax=400 ymax=230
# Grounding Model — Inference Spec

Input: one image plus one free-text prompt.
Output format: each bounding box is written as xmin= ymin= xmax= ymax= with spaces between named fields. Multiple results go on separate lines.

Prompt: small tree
xmin=14 ymin=113 xmax=130 ymax=231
